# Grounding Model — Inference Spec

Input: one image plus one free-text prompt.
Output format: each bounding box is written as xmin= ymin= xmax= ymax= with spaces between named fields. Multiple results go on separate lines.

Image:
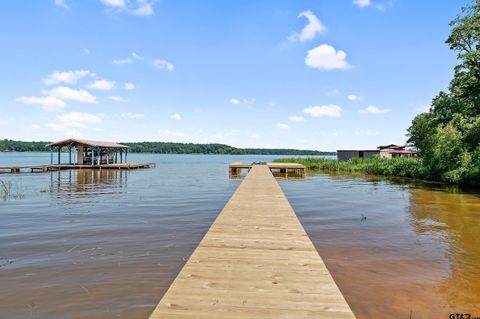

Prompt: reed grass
xmin=274 ymin=157 xmax=427 ymax=180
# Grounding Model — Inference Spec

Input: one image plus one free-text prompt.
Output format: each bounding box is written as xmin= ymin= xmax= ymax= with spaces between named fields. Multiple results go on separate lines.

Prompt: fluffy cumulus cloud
xmin=304 ymin=104 xmax=342 ymax=117
xmin=99 ymin=0 xmax=154 ymax=16
xmin=46 ymin=86 xmax=97 ymax=104
xmin=230 ymin=98 xmax=240 ymax=105
xmin=48 ymin=112 xmax=102 ymax=129
xmin=54 ymin=0 xmax=69 ymax=9
xmin=172 ymin=113 xmax=182 ymax=120
xmin=15 ymin=96 xmax=66 ymax=112
xmin=288 ymin=10 xmax=326 ymax=42
xmin=305 ymin=44 xmax=350 ymax=70
xmin=100 ymin=0 xmax=126 ymax=7
xmin=109 ymin=96 xmax=127 ymax=102
xmin=359 ymin=105 xmax=390 ymax=114
xmin=124 ymin=82 xmax=136 ymax=90
xmin=120 ymin=112 xmax=144 ymax=119
xmin=113 ymin=58 xmax=132 ymax=64
xmin=87 ymin=79 xmax=116 ymax=90
xmin=229 ymin=98 xmax=255 ymax=106
xmin=43 ymin=70 xmax=91 ymax=85
xmin=353 ymin=0 xmax=371 ymax=8
xmin=288 ymin=115 xmax=306 ymax=122
xmin=153 ymin=59 xmax=174 ymax=71
xmin=347 ymin=94 xmax=364 ymax=101
xmin=276 ymin=123 xmax=289 ymax=129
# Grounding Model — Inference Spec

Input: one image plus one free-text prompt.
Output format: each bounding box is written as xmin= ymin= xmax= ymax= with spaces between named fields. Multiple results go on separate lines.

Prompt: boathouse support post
xmin=57 ymin=146 xmax=61 ymax=164
xmin=125 ymin=149 xmax=128 ymax=163
xmin=91 ymin=147 xmax=95 ymax=166
xmin=69 ymin=146 xmax=72 ymax=165
xmin=50 ymin=147 xmax=53 ymax=165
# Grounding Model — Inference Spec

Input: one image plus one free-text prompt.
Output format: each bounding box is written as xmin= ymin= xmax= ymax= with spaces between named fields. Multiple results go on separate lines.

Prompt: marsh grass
xmin=0 ymin=179 xmax=25 ymax=201
xmin=274 ymin=157 xmax=427 ymax=180
xmin=0 ymin=179 xmax=12 ymax=201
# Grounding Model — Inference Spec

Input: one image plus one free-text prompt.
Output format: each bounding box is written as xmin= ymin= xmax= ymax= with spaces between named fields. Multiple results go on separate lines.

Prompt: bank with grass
xmin=273 ymin=157 xmax=477 ymax=186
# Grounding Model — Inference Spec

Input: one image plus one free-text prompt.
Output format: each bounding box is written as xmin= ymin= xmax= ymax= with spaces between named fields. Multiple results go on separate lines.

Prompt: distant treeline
xmin=0 ymin=139 xmax=333 ymax=155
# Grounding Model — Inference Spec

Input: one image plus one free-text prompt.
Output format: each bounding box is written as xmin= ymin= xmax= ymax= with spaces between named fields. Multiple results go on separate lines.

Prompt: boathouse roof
xmin=46 ymin=138 xmax=128 ymax=148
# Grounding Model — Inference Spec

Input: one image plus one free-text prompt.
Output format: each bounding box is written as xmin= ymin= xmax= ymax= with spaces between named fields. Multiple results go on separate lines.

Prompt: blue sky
xmin=0 ymin=0 xmax=466 ymax=150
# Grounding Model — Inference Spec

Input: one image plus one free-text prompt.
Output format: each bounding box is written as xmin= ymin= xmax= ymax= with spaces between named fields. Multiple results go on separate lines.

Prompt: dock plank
xmin=149 ymin=165 xmax=355 ymax=319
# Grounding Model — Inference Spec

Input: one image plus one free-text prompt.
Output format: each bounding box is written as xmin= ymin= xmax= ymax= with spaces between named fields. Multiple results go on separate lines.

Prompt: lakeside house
xmin=337 ymin=144 xmax=417 ymax=161
xmin=46 ymin=139 xmax=129 ymax=165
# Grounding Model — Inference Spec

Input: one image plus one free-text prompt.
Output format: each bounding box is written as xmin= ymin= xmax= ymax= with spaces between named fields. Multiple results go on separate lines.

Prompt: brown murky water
xmin=1 ymin=153 xmax=479 ymax=318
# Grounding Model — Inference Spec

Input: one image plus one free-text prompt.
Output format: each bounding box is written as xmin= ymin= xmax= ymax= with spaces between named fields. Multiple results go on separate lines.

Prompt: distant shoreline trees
xmin=0 ymin=139 xmax=334 ymax=156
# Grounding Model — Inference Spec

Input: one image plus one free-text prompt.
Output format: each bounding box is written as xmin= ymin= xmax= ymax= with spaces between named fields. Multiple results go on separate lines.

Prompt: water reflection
xmin=408 ymin=188 xmax=480 ymax=312
xmin=49 ymin=169 xmax=128 ymax=198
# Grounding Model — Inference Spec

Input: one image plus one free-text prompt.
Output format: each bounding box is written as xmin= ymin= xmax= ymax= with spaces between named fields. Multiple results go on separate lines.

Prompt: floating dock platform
xmin=149 ymin=164 xmax=355 ymax=319
xmin=0 ymin=163 xmax=155 ymax=174
xmin=229 ymin=162 xmax=305 ymax=178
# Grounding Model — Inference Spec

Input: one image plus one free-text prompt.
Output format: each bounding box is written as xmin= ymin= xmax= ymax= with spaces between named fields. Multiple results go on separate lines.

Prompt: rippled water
xmin=0 ymin=153 xmax=479 ymax=318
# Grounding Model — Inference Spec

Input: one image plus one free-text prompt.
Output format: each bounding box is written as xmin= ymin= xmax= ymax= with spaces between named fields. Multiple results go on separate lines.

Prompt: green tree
xmin=407 ymin=0 xmax=480 ymax=185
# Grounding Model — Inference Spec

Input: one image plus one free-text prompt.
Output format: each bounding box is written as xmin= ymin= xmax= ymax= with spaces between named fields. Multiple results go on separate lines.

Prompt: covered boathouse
xmin=46 ymin=139 xmax=129 ymax=165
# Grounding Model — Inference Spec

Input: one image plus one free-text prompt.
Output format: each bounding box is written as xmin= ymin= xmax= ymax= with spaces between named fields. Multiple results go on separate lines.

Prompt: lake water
xmin=0 ymin=153 xmax=479 ymax=318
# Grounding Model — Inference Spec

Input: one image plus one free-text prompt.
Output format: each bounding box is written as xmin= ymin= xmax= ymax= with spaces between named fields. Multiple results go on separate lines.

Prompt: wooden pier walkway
xmin=0 ymin=163 xmax=155 ymax=174
xmin=149 ymin=165 xmax=355 ymax=319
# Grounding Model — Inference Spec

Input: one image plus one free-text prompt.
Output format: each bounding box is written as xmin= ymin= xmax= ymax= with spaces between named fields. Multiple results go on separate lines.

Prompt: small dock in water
xmin=229 ymin=162 xmax=305 ymax=178
xmin=149 ymin=164 xmax=355 ymax=319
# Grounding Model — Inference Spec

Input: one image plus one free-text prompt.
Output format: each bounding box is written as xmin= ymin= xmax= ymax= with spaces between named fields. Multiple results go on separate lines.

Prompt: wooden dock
xmin=0 ymin=163 xmax=155 ymax=174
xmin=149 ymin=165 xmax=355 ymax=319
xmin=229 ymin=162 xmax=305 ymax=178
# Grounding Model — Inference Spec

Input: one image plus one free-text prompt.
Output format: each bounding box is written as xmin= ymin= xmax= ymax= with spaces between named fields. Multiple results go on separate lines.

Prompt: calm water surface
xmin=0 ymin=153 xmax=479 ymax=318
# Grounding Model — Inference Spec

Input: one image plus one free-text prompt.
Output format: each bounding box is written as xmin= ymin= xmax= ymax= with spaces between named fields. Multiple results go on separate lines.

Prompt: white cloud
xmin=132 ymin=0 xmax=153 ymax=16
xmin=172 ymin=113 xmax=182 ymax=120
xmin=109 ymin=96 xmax=127 ymax=102
xmin=87 ymin=79 xmax=116 ymax=90
xmin=48 ymin=112 xmax=102 ymax=129
xmin=359 ymin=105 xmax=390 ymax=114
xmin=304 ymin=104 xmax=342 ymax=117
xmin=131 ymin=52 xmax=141 ymax=59
xmin=43 ymin=70 xmax=91 ymax=85
xmin=269 ymin=101 xmax=277 ymax=107
xmin=54 ymin=0 xmax=69 ymax=9
xmin=100 ymin=0 xmax=125 ymax=7
xmin=120 ymin=112 xmax=144 ymax=119
xmin=153 ymin=59 xmax=174 ymax=71
xmin=305 ymin=44 xmax=350 ymax=70
xmin=46 ymin=86 xmax=97 ymax=104
xmin=15 ymin=95 xmax=66 ymax=112
xmin=0 ymin=120 xmax=9 ymax=126
xmin=251 ymin=133 xmax=260 ymax=139
xmin=347 ymin=94 xmax=364 ymax=101
xmin=113 ymin=58 xmax=132 ymax=64
xmin=124 ymin=82 xmax=136 ymax=90
xmin=99 ymin=0 xmax=154 ymax=16
xmin=289 ymin=10 xmax=326 ymax=42
xmin=288 ymin=115 xmax=306 ymax=122
xmin=32 ymin=124 xmax=41 ymax=129
xmin=229 ymin=98 xmax=255 ymax=106
xmin=353 ymin=0 xmax=371 ymax=8
xmin=276 ymin=123 xmax=289 ymax=129
xmin=83 ymin=48 xmax=90 ymax=55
